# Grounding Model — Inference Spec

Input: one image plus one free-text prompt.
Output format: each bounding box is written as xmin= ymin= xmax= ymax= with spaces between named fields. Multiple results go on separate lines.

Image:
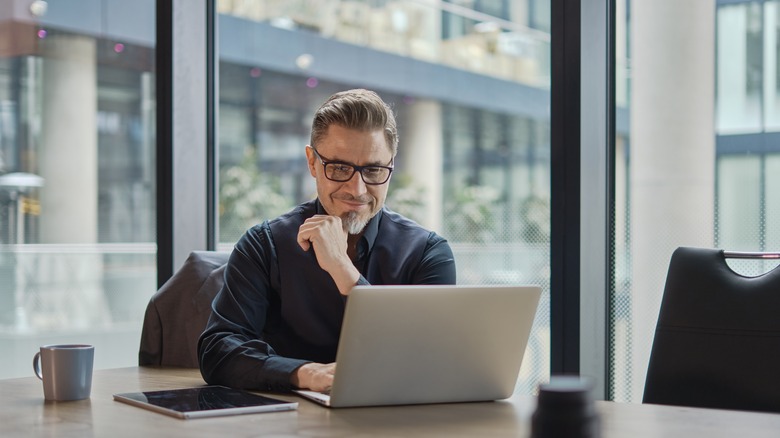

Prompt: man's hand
xmin=296 ymin=215 xmax=349 ymax=266
xmin=297 ymin=215 xmax=360 ymax=295
xmin=291 ymin=362 xmax=336 ymax=393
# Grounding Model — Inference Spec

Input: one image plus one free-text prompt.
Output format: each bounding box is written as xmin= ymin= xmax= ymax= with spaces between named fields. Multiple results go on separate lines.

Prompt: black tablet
xmin=113 ymin=385 xmax=298 ymax=419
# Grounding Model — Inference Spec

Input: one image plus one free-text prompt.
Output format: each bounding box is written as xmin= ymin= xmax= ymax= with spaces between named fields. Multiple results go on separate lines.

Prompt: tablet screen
xmin=114 ymin=385 xmax=298 ymax=419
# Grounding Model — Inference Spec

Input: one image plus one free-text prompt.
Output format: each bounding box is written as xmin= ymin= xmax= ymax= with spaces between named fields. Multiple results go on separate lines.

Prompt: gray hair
xmin=310 ymin=89 xmax=398 ymax=156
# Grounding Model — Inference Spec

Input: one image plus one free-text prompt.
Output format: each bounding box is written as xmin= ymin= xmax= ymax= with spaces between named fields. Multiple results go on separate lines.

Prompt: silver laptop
xmin=294 ymin=284 xmax=541 ymax=408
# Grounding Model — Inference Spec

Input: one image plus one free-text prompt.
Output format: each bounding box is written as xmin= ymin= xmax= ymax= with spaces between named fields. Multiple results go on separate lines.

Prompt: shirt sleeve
xmin=197 ymin=223 xmax=309 ymax=392
xmin=411 ymin=232 xmax=457 ymax=285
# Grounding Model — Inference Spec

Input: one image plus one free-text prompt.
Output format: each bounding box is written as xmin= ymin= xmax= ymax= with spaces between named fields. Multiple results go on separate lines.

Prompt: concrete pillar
xmin=39 ymin=34 xmax=97 ymax=244
xmin=629 ymin=0 xmax=716 ymax=400
xmin=30 ymin=33 xmax=108 ymax=330
xmin=399 ymin=99 xmax=443 ymax=232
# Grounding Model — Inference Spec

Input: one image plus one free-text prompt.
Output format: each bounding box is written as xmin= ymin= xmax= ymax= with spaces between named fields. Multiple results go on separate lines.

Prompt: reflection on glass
xmin=0 ymin=4 xmax=156 ymax=378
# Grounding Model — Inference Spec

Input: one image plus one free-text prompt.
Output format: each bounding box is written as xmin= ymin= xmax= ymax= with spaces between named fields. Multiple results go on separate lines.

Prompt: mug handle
xmin=33 ymin=352 xmax=43 ymax=380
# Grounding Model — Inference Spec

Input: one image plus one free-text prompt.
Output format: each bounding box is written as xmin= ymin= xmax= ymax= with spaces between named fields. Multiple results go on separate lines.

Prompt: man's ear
xmin=305 ymin=145 xmax=317 ymax=177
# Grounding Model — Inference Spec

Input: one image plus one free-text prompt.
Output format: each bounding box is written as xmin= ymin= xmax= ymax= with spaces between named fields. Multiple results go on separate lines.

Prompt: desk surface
xmin=2 ymin=367 xmax=780 ymax=437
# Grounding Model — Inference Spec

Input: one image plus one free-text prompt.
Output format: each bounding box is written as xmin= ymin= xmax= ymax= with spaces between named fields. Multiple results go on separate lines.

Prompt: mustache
xmin=333 ymin=193 xmax=373 ymax=204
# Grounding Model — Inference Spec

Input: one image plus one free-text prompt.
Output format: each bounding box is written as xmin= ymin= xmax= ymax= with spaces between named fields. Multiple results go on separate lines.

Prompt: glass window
xmin=612 ymin=0 xmax=780 ymax=402
xmin=717 ymin=155 xmax=762 ymax=250
xmin=0 ymin=2 xmax=155 ymax=379
xmin=765 ymin=1 xmax=780 ymax=130
xmin=717 ymin=3 xmax=763 ymax=134
xmin=217 ymin=0 xmax=551 ymax=395
xmin=611 ymin=0 xmax=718 ymax=402
xmin=766 ymin=154 xmax=780 ymax=248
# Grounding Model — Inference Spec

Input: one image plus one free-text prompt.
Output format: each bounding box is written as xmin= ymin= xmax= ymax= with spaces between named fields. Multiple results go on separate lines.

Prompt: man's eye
xmin=332 ymin=164 xmax=353 ymax=173
xmin=363 ymin=167 xmax=382 ymax=175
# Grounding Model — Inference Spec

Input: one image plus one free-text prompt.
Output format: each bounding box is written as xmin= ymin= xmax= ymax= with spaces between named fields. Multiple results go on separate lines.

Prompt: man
xmin=198 ymin=89 xmax=456 ymax=393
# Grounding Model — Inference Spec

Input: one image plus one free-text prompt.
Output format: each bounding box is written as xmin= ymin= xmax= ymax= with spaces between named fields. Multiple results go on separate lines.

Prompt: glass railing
xmin=0 ymin=243 xmax=156 ymax=378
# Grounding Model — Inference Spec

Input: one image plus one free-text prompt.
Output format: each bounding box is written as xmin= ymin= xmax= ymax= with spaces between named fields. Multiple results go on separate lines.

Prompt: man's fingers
xmin=296 ymin=227 xmax=310 ymax=251
xmin=297 ymin=215 xmax=342 ymax=252
xmin=296 ymin=217 xmax=324 ymax=251
xmin=295 ymin=362 xmax=336 ymax=392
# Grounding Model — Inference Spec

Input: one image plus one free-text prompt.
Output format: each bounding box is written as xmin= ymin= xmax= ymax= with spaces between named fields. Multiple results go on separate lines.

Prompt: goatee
xmin=343 ymin=211 xmax=369 ymax=235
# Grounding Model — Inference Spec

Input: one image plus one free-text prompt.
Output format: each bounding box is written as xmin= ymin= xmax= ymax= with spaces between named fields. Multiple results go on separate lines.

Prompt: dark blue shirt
xmin=198 ymin=199 xmax=456 ymax=391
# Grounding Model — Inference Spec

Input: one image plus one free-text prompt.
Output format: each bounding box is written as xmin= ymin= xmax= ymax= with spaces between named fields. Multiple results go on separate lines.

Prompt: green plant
xmin=219 ymin=149 xmax=293 ymax=243
xmin=444 ymin=184 xmax=500 ymax=242
xmin=519 ymin=194 xmax=550 ymax=243
xmin=386 ymin=173 xmax=427 ymax=224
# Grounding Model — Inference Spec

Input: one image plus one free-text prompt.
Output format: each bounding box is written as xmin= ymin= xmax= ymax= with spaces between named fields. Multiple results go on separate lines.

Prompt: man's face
xmin=306 ymin=124 xmax=393 ymax=235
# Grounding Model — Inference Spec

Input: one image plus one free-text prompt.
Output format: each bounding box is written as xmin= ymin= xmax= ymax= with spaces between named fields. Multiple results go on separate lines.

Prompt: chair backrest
xmin=642 ymin=246 xmax=780 ymax=413
xmin=138 ymin=250 xmax=230 ymax=368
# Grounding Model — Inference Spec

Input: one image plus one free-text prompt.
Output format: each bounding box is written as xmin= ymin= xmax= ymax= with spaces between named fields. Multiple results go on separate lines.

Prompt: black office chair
xmin=643 ymin=246 xmax=780 ymax=413
xmin=138 ymin=250 xmax=230 ymax=368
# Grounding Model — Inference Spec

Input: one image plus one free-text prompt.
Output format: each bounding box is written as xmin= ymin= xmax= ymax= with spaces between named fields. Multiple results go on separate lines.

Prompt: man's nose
xmin=343 ymin=170 xmax=368 ymax=194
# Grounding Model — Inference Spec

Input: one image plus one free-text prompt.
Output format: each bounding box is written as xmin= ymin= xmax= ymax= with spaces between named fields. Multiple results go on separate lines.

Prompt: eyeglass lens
xmin=325 ymin=163 xmax=391 ymax=184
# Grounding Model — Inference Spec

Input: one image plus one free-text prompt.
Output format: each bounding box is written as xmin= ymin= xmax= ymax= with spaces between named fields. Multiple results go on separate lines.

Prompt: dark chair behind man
xmin=139 ymin=250 xmax=229 ymax=368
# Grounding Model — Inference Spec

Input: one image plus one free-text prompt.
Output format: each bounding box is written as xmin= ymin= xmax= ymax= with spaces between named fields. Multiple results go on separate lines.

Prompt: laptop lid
xmin=300 ymin=284 xmax=541 ymax=408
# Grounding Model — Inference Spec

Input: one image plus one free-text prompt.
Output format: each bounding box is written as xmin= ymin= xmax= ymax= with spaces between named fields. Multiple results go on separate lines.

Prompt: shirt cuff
xmin=262 ymin=356 xmax=312 ymax=392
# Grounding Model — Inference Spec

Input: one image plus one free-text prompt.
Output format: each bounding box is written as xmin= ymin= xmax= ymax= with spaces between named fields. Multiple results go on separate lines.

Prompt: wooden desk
xmin=2 ymin=367 xmax=780 ymax=437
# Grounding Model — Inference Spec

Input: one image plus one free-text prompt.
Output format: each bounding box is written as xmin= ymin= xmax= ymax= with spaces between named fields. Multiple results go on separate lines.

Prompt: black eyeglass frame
xmin=310 ymin=146 xmax=394 ymax=185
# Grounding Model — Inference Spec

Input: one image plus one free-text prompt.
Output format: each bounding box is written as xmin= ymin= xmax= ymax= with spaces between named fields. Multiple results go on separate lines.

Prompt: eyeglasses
xmin=311 ymin=147 xmax=394 ymax=185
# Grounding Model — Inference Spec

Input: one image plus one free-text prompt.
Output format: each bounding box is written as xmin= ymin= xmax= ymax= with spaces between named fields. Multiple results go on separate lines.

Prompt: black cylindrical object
xmin=531 ymin=376 xmax=600 ymax=438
